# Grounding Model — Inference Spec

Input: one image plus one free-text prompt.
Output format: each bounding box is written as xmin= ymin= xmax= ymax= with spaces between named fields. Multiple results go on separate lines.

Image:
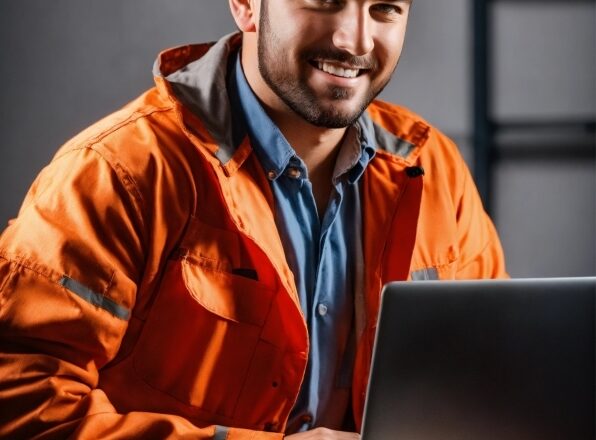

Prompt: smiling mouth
xmin=310 ymin=60 xmax=368 ymax=79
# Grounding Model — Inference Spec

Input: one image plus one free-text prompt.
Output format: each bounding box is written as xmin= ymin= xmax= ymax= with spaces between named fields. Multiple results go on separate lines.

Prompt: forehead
xmin=260 ymin=0 xmax=413 ymax=21
xmin=265 ymin=0 xmax=413 ymax=9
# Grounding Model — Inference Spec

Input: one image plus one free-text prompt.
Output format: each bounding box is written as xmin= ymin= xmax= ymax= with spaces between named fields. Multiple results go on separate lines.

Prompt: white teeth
xmin=317 ymin=61 xmax=359 ymax=78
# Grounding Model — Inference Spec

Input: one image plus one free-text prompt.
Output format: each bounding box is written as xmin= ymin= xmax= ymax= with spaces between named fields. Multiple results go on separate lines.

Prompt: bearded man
xmin=0 ymin=1 xmax=507 ymax=438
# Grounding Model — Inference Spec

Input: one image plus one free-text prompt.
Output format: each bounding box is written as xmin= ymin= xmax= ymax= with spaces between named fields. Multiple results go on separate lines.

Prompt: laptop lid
xmin=361 ymin=278 xmax=596 ymax=440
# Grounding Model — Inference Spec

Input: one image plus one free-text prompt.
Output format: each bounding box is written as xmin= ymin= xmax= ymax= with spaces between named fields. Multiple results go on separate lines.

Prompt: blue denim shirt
xmin=228 ymin=53 xmax=376 ymax=433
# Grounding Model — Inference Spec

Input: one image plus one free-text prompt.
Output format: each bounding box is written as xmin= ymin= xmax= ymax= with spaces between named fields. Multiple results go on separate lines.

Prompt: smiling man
xmin=0 ymin=1 xmax=506 ymax=439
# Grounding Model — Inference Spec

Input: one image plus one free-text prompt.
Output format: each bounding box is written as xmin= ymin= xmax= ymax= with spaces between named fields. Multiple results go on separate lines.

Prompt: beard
xmin=257 ymin=0 xmax=394 ymax=129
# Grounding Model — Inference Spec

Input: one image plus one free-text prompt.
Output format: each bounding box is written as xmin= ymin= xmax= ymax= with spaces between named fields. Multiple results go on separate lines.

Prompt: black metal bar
xmin=493 ymin=145 xmax=595 ymax=161
xmin=493 ymin=119 xmax=596 ymax=133
xmin=487 ymin=0 xmax=594 ymax=3
xmin=473 ymin=0 xmax=493 ymax=212
xmin=473 ymin=0 xmax=595 ymax=214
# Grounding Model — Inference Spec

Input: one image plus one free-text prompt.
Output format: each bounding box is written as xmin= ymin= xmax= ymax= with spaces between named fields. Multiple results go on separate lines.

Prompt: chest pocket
xmin=132 ymin=216 xmax=276 ymax=418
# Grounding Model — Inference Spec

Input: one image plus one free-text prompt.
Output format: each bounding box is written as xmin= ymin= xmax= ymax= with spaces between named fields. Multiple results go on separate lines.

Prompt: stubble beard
xmin=257 ymin=0 xmax=392 ymax=129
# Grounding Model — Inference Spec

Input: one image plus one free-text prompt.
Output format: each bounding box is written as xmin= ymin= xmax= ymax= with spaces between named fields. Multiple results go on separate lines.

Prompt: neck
xmin=265 ymin=101 xmax=348 ymax=217
xmin=266 ymin=104 xmax=346 ymax=174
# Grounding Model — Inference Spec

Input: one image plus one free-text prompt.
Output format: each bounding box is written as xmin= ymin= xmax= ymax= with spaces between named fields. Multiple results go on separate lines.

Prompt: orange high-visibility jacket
xmin=0 ymin=34 xmax=506 ymax=439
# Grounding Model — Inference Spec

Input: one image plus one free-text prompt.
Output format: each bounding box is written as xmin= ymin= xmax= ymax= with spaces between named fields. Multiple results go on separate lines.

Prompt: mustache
xmin=302 ymin=48 xmax=378 ymax=70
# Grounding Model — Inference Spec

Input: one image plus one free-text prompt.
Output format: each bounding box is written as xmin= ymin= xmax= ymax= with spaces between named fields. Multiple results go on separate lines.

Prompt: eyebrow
xmin=382 ymin=0 xmax=413 ymax=4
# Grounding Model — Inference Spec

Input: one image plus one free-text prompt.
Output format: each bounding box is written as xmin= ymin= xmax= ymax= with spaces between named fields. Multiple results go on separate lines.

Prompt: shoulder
xmin=55 ymin=88 xmax=178 ymax=169
xmin=366 ymin=99 xmax=464 ymax=168
xmin=49 ymin=88 xmax=198 ymax=217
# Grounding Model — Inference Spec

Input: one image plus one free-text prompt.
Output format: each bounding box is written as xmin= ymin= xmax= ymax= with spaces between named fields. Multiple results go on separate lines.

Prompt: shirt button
xmin=267 ymin=170 xmax=277 ymax=180
xmin=317 ymin=303 xmax=328 ymax=317
xmin=287 ymin=167 xmax=302 ymax=179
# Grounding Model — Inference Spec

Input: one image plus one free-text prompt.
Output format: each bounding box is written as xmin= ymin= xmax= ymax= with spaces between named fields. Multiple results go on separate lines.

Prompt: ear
xmin=229 ymin=0 xmax=258 ymax=32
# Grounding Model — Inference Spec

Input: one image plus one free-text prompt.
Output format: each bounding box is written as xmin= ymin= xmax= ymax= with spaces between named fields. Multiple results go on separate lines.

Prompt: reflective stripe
xmin=372 ymin=121 xmax=416 ymax=158
xmin=58 ymin=276 xmax=131 ymax=321
xmin=214 ymin=425 xmax=230 ymax=440
xmin=215 ymin=146 xmax=234 ymax=165
xmin=411 ymin=267 xmax=439 ymax=281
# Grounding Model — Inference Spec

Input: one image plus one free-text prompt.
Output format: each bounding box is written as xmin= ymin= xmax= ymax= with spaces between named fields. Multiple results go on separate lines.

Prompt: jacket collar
xmin=153 ymin=32 xmax=430 ymax=170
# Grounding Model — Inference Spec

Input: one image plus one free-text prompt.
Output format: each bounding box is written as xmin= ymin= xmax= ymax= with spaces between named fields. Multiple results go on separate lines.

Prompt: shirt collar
xmin=229 ymin=52 xmax=376 ymax=183
xmin=333 ymin=122 xmax=376 ymax=185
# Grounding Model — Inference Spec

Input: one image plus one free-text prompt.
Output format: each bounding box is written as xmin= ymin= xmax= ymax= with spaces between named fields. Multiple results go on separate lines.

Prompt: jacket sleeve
xmin=0 ymin=147 xmax=281 ymax=440
xmin=453 ymin=153 xmax=508 ymax=279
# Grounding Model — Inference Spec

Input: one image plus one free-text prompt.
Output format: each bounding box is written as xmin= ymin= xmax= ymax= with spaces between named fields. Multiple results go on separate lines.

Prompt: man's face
xmin=256 ymin=0 xmax=411 ymax=128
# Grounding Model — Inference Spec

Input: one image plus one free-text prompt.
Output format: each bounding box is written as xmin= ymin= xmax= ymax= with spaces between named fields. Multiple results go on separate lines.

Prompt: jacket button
xmin=406 ymin=166 xmax=425 ymax=178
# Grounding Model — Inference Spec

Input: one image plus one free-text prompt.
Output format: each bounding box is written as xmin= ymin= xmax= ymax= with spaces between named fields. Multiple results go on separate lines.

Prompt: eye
xmin=371 ymin=3 xmax=404 ymax=17
xmin=309 ymin=0 xmax=341 ymax=7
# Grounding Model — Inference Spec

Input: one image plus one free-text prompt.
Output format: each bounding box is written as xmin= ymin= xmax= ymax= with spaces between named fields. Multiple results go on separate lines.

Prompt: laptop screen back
xmin=361 ymin=278 xmax=596 ymax=440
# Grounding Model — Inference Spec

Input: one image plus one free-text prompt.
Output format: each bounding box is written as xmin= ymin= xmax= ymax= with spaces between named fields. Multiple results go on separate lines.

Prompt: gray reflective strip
xmin=214 ymin=147 xmax=234 ymax=164
xmin=58 ymin=276 xmax=131 ymax=321
xmin=411 ymin=268 xmax=439 ymax=281
xmin=372 ymin=121 xmax=415 ymax=158
xmin=214 ymin=425 xmax=230 ymax=440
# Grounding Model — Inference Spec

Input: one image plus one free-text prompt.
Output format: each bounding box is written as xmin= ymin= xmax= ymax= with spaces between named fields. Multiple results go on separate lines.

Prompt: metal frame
xmin=472 ymin=0 xmax=596 ymax=213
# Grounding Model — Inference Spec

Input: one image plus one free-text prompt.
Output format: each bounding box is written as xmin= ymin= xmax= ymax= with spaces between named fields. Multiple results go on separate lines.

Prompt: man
xmin=0 ymin=0 xmax=506 ymax=438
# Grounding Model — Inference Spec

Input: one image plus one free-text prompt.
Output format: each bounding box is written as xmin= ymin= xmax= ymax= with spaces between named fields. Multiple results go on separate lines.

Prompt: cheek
xmin=376 ymin=33 xmax=405 ymax=71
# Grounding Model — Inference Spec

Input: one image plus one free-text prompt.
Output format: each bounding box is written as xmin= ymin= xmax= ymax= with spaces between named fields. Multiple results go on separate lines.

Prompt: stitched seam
xmin=0 ymin=252 xmax=127 ymax=320
xmin=88 ymin=146 xmax=146 ymax=234
xmin=50 ymin=106 xmax=177 ymax=238
xmin=33 ymin=146 xmax=147 ymax=242
xmin=373 ymin=149 xmax=412 ymax=167
xmin=0 ymin=251 xmax=62 ymax=284
xmin=53 ymin=106 xmax=173 ymax=162
xmin=376 ymin=179 xmax=409 ymax=280
xmin=103 ymin=270 xmax=116 ymax=296
xmin=230 ymin=289 xmax=279 ymax=417
xmin=0 ymin=257 xmax=17 ymax=310
xmin=410 ymin=256 xmax=459 ymax=273
xmin=0 ymin=256 xmax=15 ymax=293
xmin=456 ymin=237 xmax=494 ymax=273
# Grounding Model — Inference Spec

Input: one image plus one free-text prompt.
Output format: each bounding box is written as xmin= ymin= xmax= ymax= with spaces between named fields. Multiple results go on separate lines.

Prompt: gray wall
xmin=1 ymin=1 xmax=594 ymax=277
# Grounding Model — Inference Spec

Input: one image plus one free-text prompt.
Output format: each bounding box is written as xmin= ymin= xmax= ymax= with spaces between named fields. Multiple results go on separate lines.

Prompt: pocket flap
xmin=182 ymin=258 xmax=275 ymax=326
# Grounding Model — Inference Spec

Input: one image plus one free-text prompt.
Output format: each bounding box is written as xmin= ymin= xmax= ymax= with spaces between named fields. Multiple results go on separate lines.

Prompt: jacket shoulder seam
xmin=53 ymin=105 xmax=174 ymax=162
xmin=91 ymin=145 xmax=147 ymax=234
xmin=49 ymin=146 xmax=147 ymax=239
xmin=0 ymin=255 xmax=17 ymax=297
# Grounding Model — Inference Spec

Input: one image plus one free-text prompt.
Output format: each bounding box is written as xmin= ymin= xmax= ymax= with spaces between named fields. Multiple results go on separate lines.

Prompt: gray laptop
xmin=361 ymin=278 xmax=596 ymax=440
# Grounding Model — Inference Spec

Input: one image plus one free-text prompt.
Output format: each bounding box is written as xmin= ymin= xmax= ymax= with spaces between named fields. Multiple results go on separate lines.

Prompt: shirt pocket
xmin=132 ymin=216 xmax=276 ymax=418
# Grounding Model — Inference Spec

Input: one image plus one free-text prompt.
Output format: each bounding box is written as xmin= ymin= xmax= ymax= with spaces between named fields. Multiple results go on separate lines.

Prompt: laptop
xmin=361 ymin=277 xmax=596 ymax=440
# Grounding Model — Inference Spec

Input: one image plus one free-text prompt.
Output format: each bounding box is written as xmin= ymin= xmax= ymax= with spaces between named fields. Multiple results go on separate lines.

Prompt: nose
xmin=332 ymin=10 xmax=375 ymax=56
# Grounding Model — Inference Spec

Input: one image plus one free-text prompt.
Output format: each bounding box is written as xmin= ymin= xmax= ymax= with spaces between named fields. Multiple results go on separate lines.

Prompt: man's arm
xmin=453 ymin=149 xmax=507 ymax=279
xmin=0 ymin=147 xmax=281 ymax=439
